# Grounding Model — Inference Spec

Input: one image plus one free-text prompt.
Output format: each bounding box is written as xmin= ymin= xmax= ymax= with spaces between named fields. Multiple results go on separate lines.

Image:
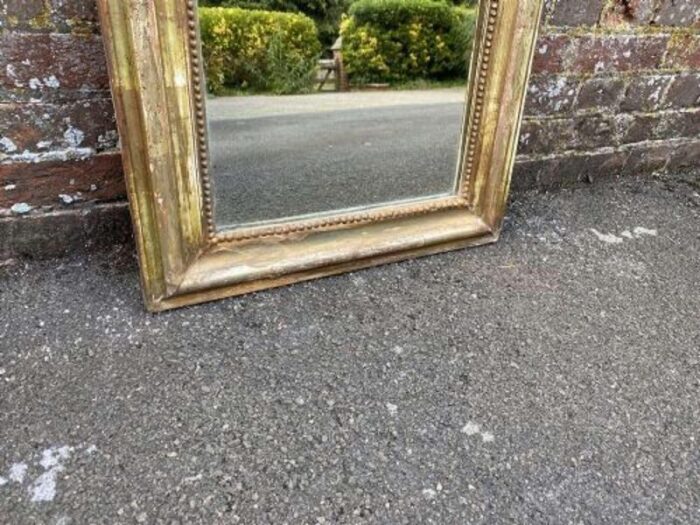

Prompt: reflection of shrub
xmin=199 ymin=7 xmax=321 ymax=94
xmin=340 ymin=0 xmax=476 ymax=84
xmin=200 ymin=0 xmax=350 ymax=48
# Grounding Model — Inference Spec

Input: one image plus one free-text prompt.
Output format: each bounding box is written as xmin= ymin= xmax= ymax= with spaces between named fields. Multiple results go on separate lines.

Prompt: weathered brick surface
xmin=0 ymin=202 xmax=131 ymax=260
xmin=516 ymin=0 xmax=700 ymax=196
xmin=0 ymin=0 xmax=699 ymax=258
xmin=601 ymin=0 xmax=700 ymax=28
xmin=1 ymin=0 xmax=100 ymax=33
xmin=575 ymin=77 xmax=625 ymax=111
xmin=0 ymin=153 xmax=124 ymax=209
xmin=0 ymin=33 xmax=109 ymax=93
xmin=665 ymin=34 xmax=700 ymax=69
xmin=548 ymin=0 xmax=605 ymax=27
xmin=0 ymin=98 xmax=117 ymax=153
xmin=619 ymin=75 xmax=671 ymax=112
xmin=663 ymin=73 xmax=700 ymax=108
xmin=572 ymin=35 xmax=669 ymax=74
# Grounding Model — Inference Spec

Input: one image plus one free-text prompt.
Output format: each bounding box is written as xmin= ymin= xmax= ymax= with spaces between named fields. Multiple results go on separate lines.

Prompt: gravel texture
xmin=1 ymin=173 xmax=699 ymax=524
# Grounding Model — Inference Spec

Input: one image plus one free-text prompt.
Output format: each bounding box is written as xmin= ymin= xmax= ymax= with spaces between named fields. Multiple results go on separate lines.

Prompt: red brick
xmin=542 ymin=151 xmax=629 ymax=187
xmin=0 ymin=33 xmax=109 ymax=92
xmin=618 ymin=114 xmax=663 ymax=144
xmin=655 ymin=110 xmax=700 ymax=140
xmin=654 ymin=0 xmax=700 ymax=28
xmin=666 ymin=140 xmax=700 ymax=171
xmin=662 ymin=74 xmax=700 ymax=109
xmin=571 ymin=35 xmax=668 ymax=74
xmin=517 ymin=118 xmax=575 ymax=155
xmin=0 ymin=98 xmax=116 ymax=153
xmin=573 ymin=115 xmax=618 ymax=150
xmin=2 ymin=0 xmax=50 ymax=30
xmin=575 ymin=77 xmax=625 ymax=111
xmin=524 ymin=76 xmax=579 ymax=116
xmin=531 ymin=34 xmax=571 ymax=75
xmin=619 ymin=75 xmax=672 ymax=112
xmin=601 ymin=0 xmax=658 ymax=27
xmin=50 ymin=0 xmax=100 ymax=28
xmin=626 ymin=0 xmax=658 ymax=23
xmin=0 ymin=153 xmax=125 ymax=208
xmin=0 ymin=202 xmax=132 ymax=260
xmin=664 ymin=34 xmax=700 ymax=70
xmin=621 ymin=143 xmax=674 ymax=175
xmin=548 ymin=0 xmax=605 ymax=27
xmin=1 ymin=0 xmax=100 ymax=33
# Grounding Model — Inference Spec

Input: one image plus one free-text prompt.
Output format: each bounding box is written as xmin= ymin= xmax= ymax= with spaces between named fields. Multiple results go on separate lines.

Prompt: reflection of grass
xmin=378 ymin=78 xmax=467 ymax=91
xmin=209 ymin=77 xmax=467 ymax=97
xmin=208 ymin=86 xmax=307 ymax=97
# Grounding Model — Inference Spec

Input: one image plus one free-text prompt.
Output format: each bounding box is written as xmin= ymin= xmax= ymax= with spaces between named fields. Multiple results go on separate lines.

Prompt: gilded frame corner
xmin=97 ymin=0 xmax=544 ymax=311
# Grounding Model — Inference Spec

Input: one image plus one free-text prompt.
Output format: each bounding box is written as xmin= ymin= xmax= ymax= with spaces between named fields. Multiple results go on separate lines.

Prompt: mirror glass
xmin=198 ymin=0 xmax=477 ymax=230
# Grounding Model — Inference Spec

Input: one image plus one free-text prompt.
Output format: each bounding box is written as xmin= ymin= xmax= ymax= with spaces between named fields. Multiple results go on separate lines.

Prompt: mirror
xmin=198 ymin=0 xmax=477 ymax=229
xmin=97 ymin=0 xmax=543 ymax=311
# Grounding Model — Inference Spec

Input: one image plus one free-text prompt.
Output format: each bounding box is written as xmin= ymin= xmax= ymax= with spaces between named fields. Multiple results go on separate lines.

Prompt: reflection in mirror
xmin=198 ymin=0 xmax=477 ymax=229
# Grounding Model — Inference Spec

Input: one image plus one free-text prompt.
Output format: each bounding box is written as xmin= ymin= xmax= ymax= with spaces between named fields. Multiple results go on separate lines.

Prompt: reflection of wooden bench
xmin=317 ymin=37 xmax=348 ymax=92
xmin=317 ymin=58 xmax=337 ymax=91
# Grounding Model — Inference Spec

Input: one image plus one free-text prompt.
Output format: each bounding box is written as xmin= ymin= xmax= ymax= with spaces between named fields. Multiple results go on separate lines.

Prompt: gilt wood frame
xmin=97 ymin=0 xmax=544 ymax=311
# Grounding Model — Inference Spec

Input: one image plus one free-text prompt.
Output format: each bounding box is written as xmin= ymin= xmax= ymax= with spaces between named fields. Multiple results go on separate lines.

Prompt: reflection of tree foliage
xmin=201 ymin=0 xmax=478 ymax=47
xmin=199 ymin=7 xmax=321 ymax=94
xmin=200 ymin=0 xmax=352 ymax=47
xmin=341 ymin=0 xmax=476 ymax=84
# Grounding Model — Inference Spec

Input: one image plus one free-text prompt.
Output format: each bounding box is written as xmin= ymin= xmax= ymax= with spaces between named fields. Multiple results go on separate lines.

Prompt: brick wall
xmin=1 ymin=0 xmax=699 ymax=258
xmin=514 ymin=0 xmax=700 ymax=190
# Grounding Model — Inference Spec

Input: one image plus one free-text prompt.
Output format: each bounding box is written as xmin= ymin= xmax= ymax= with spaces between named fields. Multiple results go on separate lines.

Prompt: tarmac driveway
xmin=0 ymin=172 xmax=699 ymax=523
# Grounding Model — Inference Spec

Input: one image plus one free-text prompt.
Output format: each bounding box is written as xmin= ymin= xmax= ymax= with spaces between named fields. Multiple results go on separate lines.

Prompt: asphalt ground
xmin=207 ymin=90 xmax=466 ymax=227
xmin=0 ymin=172 xmax=699 ymax=524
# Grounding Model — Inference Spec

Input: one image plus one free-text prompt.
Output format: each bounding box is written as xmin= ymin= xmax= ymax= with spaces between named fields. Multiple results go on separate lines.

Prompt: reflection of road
xmin=207 ymin=89 xmax=467 ymax=228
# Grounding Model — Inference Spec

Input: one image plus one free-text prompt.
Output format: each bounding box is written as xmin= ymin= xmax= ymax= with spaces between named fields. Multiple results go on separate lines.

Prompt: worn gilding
xmin=97 ymin=0 xmax=544 ymax=311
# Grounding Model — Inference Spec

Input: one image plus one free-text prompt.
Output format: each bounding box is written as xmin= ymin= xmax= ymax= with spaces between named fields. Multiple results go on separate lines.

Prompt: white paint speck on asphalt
xmin=591 ymin=226 xmax=658 ymax=244
xmin=461 ymin=421 xmax=480 ymax=436
xmin=590 ymin=229 xmax=624 ymax=244
xmin=386 ymin=403 xmax=398 ymax=415
xmin=633 ymin=226 xmax=657 ymax=237
xmin=9 ymin=463 xmax=27 ymax=483
xmin=31 ymin=446 xmax=73 ymax=502
xmin=462 ymin=421 xmax=496 ymax=443
xmin=422 ymin=488 xmax=437 ymax=499
xmin=0 ymin=444 xmax=97 ymax=505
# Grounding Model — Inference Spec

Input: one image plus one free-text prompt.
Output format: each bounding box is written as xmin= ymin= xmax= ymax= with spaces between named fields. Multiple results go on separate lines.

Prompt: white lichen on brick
xmin=44 ymin=75 xmax=60 ymax=88
xmin=63 ymin=125 xmax=85 ymax=148
xmin=5 ymin=64 xmax=23 ymax=87
xmin=10 ymin=203 xmax=33 ymax=215
xmin=0 ymin=137 xmax=18 ymax=153
xmin=97 ymin=130 xmax=119 ymax=150
xmin=2 ymin=147 xmax=95 ymax=165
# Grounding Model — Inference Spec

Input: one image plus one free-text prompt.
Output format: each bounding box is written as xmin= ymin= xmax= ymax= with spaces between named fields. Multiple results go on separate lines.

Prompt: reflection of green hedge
xmin=199 ymin=7 xmax=322 ymax=94
xmin=340 ymin=0 xmax=476 ymax=84
xmin=200 ymin=0 xmax=350 ymax=48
